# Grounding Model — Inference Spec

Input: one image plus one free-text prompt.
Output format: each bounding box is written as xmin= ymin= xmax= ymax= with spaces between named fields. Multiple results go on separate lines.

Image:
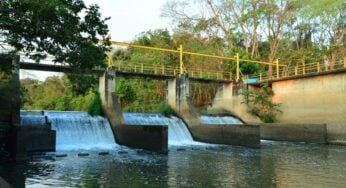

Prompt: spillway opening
xmin=21 ymin=110 xmax=118 ymax=151
xmin=123 ymin=113 xmax=206 ymax=146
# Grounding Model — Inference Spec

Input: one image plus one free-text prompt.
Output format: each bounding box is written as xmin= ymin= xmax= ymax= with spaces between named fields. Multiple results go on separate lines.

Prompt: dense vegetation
xmin=162 ymin=0 xmax=345 ymax=68
xmin=3 ymin=0 xmax=345 ymax=116
xmin=114 ymin=0 xmax=345 ymax=114
xmin=21 ymin=76 xmax=102 ymax=115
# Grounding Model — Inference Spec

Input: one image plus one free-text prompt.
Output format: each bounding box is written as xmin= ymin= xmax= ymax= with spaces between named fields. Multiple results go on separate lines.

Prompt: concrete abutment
xmin=99 ymin=69 xmax=168 ymax=153
xmin=166 ymin=74 xmax=261 ymax=148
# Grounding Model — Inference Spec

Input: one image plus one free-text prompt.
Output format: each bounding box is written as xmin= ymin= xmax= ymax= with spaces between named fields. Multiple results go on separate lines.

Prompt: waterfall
xmin=20 ymin=110 xmax=118 ymax=150
xmin=201 ymin=115 xmax=243 ymax=124
xmin=20 ymin=110 xmax=207 ymax=149
xmin=124 ymin=113 xmax=203 ymax=146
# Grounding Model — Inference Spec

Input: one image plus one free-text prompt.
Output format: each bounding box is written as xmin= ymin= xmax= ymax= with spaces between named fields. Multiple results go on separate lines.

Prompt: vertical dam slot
xmin=123 ymin=113 xmax=204 ymax=146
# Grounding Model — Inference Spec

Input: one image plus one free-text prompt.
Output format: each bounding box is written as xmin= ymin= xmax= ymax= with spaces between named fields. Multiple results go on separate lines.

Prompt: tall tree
xmin=0 ymin=0 xmax=111 ymax=93
xmin=301 ymin=0 xmax=346 ymax=68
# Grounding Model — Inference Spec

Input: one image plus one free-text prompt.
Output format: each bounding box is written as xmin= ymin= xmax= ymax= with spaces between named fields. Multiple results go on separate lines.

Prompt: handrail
xmin=247 ymin=59 xmax=346 ymax=82
xmin=111 ymin=61 xmax=230 ymax=81
xmin=99 ymin=40 xmax=287 ymax=81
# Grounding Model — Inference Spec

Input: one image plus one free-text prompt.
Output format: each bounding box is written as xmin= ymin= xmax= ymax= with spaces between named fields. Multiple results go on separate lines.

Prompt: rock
xmin=78 ymin=153 xmax=89 ymax=157
xmin=118 ymin=151 xmax=128 ymax=155
xmin=98 ymin=152 xmax=109 ymax=156
xmin=176 ymin=148 xmax=186 ymax=151
xmin=56 ymin=154 xmax=67 ymax=157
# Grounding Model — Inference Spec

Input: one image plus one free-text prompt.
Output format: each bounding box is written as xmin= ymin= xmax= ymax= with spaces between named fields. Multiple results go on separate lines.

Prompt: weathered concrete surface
xmin=208 ymin=83 xmax=261 ymax=124
xmin=114 ymin=125 xmax=168 ymax=153
xmin=0 ymin=177 xmax=12 ymax=188
xmin=260 ymin=124 xmax=327 ymax=144
xmin=167 ymin=75 xmax=261 ymax=148
xmin=270 ymin=71 xmax=346 ymax=144
xmin=0 ymin=55 xmax=22 ymax=160
xmin=190 ymin=124 xmax=260 ymax=148
xmin=99 ymin=69 xmax=168 ymax=153
xmin=167 ymin=75 xmax=201 ymax=127
xmin=23 ymin=125 xmax=56 ymax=152
xmin=0 ymin=55 xmax=20 ymax=126
xmin=6 ymin=125 xmax=56 ymax=160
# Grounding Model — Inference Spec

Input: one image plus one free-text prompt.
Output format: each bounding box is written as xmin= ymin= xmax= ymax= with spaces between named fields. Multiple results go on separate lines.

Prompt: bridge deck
xmin=19 ymin=62 xmax=232 ymax=83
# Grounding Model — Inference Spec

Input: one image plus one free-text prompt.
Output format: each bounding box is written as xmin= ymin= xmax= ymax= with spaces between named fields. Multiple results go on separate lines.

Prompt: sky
xmin=84 ymin=0 xmax=170 ymax=42
xmin=20 ymin=0 xmax=171 ymax=81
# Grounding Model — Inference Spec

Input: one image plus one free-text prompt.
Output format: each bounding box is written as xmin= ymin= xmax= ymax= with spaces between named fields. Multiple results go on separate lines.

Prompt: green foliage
xmin=88 ymin=91 xmax=103 ymax=116
xmin=242 ymin=84 xmax=282 ymax=123
xmin=158 ymin=102 xmax=176 ymax=117
xmin=1 ymin=0 xmax=110 ymax=95
xmin=21 ymin=76 xmax=103 ymax=115
xmin=0 ymin=0 xmax=110 ymax=62
xmin=115 ymin=78 xmax=165 ymax=113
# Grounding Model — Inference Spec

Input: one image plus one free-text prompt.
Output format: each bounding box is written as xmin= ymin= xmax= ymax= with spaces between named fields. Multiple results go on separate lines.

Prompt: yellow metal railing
xmin=100 ymin=40 xmax=285 ymax=81
xmin=111 ymin=61 xmax=231 ymax=80
xmin=248 ymin=59 xmax=346 ymax=81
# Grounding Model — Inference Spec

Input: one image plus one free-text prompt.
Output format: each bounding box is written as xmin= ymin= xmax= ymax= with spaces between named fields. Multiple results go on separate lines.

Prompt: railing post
xmin=107 ymin=51 xmax=112 ymax=68
xmin=107 ymin=35 xmax=112 ymax=68
xmin=141 ymin=64 xmax=144 ymax=72
xmin=236 ymin=53 xmax=240 ymax=82
xmin=317 ymin=62 xmax=320 ymax=72
xmin=260 ymin=72 xmax=262 ymax=81
xmin=162 ymin=64 xmax=165 ymax=74
xmin=295 ymin=66 xmax=298 ymax=75
xmin=303 ymin=62 xmax=306 ymax=75
xmin=179 ymin=44 xmax=183 ymax=75
xmin=344 ymin=55 xmax=346 ymax=68
xmin=276 ymin=59 xmax=279 ymax=78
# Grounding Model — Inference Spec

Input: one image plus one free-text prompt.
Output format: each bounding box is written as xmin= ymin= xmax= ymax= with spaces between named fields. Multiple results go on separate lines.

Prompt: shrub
xmin=159 ymin=102 xmax=176 ymax=117
xmin=242 ymin=84 xmax=282 ymax=123
xmin=88 ymin=91 xmax=103 ymax=116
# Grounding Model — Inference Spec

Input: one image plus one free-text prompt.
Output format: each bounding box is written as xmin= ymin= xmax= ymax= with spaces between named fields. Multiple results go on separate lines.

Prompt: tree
xmin=0 ymin=0 xmax=111 ymax=93
xmin=242 ymin=84 xmax=281 ymax=123
xmin=162 ymin=0 xmax=236 ymax=49
xmin=301 ymin=0 xmax=346 ymax=69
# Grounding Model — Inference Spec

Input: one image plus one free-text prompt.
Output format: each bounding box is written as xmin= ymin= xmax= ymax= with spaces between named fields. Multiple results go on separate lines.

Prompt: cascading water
xmin=20 ymin=110 xmax=118 ymax=150
xmin=21 ymin=110 xmax=208 ymax=149
xmin=201 ymin=115 xmax=243 ymax=125
xmin=124 ymin=113 xmax=204 ymax=146
xmin=20 ymin=110 xmax=46 ymax=125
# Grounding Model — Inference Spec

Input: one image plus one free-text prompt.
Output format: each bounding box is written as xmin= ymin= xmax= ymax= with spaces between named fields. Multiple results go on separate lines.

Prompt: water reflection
xmin=0 ymin=143 xmax=346 ymax=187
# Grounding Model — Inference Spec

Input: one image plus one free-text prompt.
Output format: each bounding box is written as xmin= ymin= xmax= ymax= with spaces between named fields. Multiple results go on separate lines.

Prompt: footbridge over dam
xmin=2 ymin=41 xmax=345 ymax=159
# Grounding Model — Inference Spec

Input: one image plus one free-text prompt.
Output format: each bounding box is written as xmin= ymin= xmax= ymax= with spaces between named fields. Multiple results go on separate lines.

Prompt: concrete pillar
xmin=11 ymin=55 xmax=20 ymax=126
xmin=208 ymin=83 xmax=261 ymax=124
xmin=6 ymin=55 xmax=23 ymax=160
xmin=167 ymin=74 xmax=189 ymax=111
xmin=99 ymin=68 xmax=124 ymax=125
xmin=99 ymin=69 xmax=168 ymax=153
xmin=167 ymin=74 xmax=200 ymax=127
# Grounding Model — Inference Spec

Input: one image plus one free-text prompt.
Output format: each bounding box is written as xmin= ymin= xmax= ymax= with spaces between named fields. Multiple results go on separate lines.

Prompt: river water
xmin=1 ymin=111 xmax=345 ymax=187
xmin=1 ymin=143 xmax=346 ymax=187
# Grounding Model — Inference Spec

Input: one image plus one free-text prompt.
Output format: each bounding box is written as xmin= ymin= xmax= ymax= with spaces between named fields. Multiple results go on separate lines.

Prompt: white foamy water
xmin=123 ymin=113 xmax=206 ymax=146
xmin=201 ymin=115 xmax=243 ymax=124
xmin=21 ymin=111 xmax=118 ymax=150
